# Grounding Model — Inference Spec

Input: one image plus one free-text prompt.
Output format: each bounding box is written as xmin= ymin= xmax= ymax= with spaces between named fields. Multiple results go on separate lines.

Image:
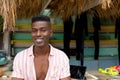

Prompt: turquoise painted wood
xmin=12 ymin=33 xmax=32 ymax=40
xmin=11 ymin=32 xmax=116 ymax=40
xmin=84 ymin=48 xmax=118 ymax=56
xmin=12 ymin=33 xmax=64 ymax=40
xmin=50 ymin=33 xmax=63 ymax=40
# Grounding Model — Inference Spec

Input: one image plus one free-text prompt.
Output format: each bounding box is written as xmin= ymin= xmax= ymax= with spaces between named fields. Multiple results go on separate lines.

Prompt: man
xmin=12 ymin=15 xmax=71 ymax=80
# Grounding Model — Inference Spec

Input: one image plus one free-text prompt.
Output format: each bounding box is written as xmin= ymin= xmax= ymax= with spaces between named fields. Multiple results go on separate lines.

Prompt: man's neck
xmin=33 ymin=45 xmax=50 ymax=57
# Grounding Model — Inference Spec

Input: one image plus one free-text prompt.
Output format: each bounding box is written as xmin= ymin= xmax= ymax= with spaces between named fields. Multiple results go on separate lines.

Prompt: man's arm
xmin=12 ymin=53 xmax=24 ymax=80
xmin=11 ymin=77 xmax=24 ymax=80
xmin=59 ymin=52 xmax=71 ymax=80
xmin=60 ymin=76 xmax=71 ymax=80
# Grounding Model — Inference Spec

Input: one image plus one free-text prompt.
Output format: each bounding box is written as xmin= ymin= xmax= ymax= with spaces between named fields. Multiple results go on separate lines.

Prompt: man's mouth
xmin=36 ymin=38 xmax=43 ymax=43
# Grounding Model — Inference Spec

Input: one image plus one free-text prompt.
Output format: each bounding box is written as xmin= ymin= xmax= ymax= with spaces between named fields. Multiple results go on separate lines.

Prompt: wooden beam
xmin=41 ymin=0 xmax=52 ymax=14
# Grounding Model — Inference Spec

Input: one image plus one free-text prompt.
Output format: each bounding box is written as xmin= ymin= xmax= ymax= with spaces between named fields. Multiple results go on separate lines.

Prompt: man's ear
xmin=50 ymin=29 xmax=53 ymax=37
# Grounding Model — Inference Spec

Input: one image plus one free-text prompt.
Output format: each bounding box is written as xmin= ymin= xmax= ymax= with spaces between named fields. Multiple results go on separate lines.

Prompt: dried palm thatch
xmin=91 ymin=0 xmax=120 ymax=19
xmin=0 ymin=0 xmax=17 ymax=31
xmin=0 ymin=0 xmax=45 ymax=31
xmin=0 ymin=0 xmax=120 ymax=31
xmin=48 ymin=0 xmax=120 ymax=20
xmin=48 ymin=0 xmax=84 ymax=20
xmin=16 ymin=0 xmax=43 ymax=19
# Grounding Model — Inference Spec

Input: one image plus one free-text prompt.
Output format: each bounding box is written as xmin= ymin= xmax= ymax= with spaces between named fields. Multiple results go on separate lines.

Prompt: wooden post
xmin=3 ymin=31 xmax=11 ymax=60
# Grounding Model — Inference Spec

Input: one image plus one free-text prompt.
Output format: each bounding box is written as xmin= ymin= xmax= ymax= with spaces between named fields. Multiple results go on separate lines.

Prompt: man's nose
xmin=36 ymin=31 xmax=41 ymax=36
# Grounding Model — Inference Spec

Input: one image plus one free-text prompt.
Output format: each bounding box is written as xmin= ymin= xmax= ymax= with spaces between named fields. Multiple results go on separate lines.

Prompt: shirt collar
xmin=28 ymin=45 xmax=34 ymax=56
xmin=28 ymin=44 xmax=54 ymax=56
xmin=49 ymin=44 xmax=54 ymax=56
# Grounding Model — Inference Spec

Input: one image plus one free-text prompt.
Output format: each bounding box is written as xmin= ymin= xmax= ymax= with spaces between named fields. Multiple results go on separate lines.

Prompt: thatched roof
xmin=0 ymin=0 xmax=120 ymax=31
xmin=0 ymin=0 xmax=17 ymax=31
xmin=16 ymin=0 xmax=42 ymax=19
xmin=48 ymin=0 xmax=120 ymax=20
xmin=90 ymin=0 xmax=120 ymax=19
xmin=0 ymin=0 xmax=45 ymax=31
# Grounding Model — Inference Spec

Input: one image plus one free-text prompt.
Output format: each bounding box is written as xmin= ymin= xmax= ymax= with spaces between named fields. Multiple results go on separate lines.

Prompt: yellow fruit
xmin=98 ymin=68 xmax=107 ymax=74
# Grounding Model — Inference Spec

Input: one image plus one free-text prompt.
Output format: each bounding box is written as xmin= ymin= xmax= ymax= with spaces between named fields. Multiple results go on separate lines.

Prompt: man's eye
xmin=41 ymin=29 xmax=46 ymax=32
xmin=32 ymin=29 xmax=36 ymax=32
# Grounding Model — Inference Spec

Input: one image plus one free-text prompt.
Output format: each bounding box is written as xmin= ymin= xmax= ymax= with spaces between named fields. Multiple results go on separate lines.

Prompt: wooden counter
xmin=0 ymin=62 xmax=120 ymax=80
xmin=1 ymin=71 xmax=120 ymax=80
xmin=0 ymin=71 xmax=120 ymax=80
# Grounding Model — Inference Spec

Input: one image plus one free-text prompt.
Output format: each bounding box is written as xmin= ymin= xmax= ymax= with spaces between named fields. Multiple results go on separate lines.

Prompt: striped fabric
xmin=12 ymin=44 xmax=70 ymax=80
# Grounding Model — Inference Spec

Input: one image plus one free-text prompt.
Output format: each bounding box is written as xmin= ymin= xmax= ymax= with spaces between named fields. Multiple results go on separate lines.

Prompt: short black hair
xmin=32 ymin=15 xmax=50 ymax=23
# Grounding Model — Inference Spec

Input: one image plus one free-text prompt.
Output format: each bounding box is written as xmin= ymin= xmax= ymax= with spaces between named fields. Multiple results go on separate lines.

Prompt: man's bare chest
xmin=34 ymin=57 xmax=49 ymax=80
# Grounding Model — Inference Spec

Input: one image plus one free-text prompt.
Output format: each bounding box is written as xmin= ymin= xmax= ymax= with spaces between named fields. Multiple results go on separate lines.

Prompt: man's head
xmin=31 ymin=15 xmax=53 ymax=47
xmin=32 ymin=15 xmax=51 ymax=24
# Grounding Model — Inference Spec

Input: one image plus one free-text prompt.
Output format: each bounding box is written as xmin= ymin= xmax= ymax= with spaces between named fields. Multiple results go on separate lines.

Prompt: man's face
xmin=31 ymin=21 xmax=53 ymax=47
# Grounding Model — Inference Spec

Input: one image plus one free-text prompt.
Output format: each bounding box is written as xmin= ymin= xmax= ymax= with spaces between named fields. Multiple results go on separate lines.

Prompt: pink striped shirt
xmin=12 ymin=45 xmax=70 ymax=80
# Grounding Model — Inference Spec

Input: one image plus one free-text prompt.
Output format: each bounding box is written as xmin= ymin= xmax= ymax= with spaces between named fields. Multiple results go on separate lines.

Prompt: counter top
xmin=0 ymin=61 xmax=120 ymax=80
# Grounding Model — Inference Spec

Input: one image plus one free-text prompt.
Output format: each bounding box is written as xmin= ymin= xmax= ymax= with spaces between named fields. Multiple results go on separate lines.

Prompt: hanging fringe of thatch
xmin=0 ymin=0 xmax=120 ymax=31
xmin=48 ymin=0 xmax=84 ymax=20
xmin=91 ymin=0 xmax=120 ymax=19
xmin=48 ymin=0 xmax=72 ymax=20
xmin=48 ymin=0 xmax=102 ymax=20
xmin=48 ymin=0 xmax=120 ymax=20
xmin=0 ymin=0 xmax=44 ymax=31
xmin=16 ymin=0 xmax=43 ymax=19
xmin=0 ymin=0 xmax=17 ymax=31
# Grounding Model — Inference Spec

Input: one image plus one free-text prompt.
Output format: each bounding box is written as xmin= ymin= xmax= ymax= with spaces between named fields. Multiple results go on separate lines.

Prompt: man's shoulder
xmin=51 ymin=45 xmax=68 ymax=58
xmin=15 ymin=45 xmax=32 ymax=57
xmin=51 ymin=45 xmax=64 ymax=54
